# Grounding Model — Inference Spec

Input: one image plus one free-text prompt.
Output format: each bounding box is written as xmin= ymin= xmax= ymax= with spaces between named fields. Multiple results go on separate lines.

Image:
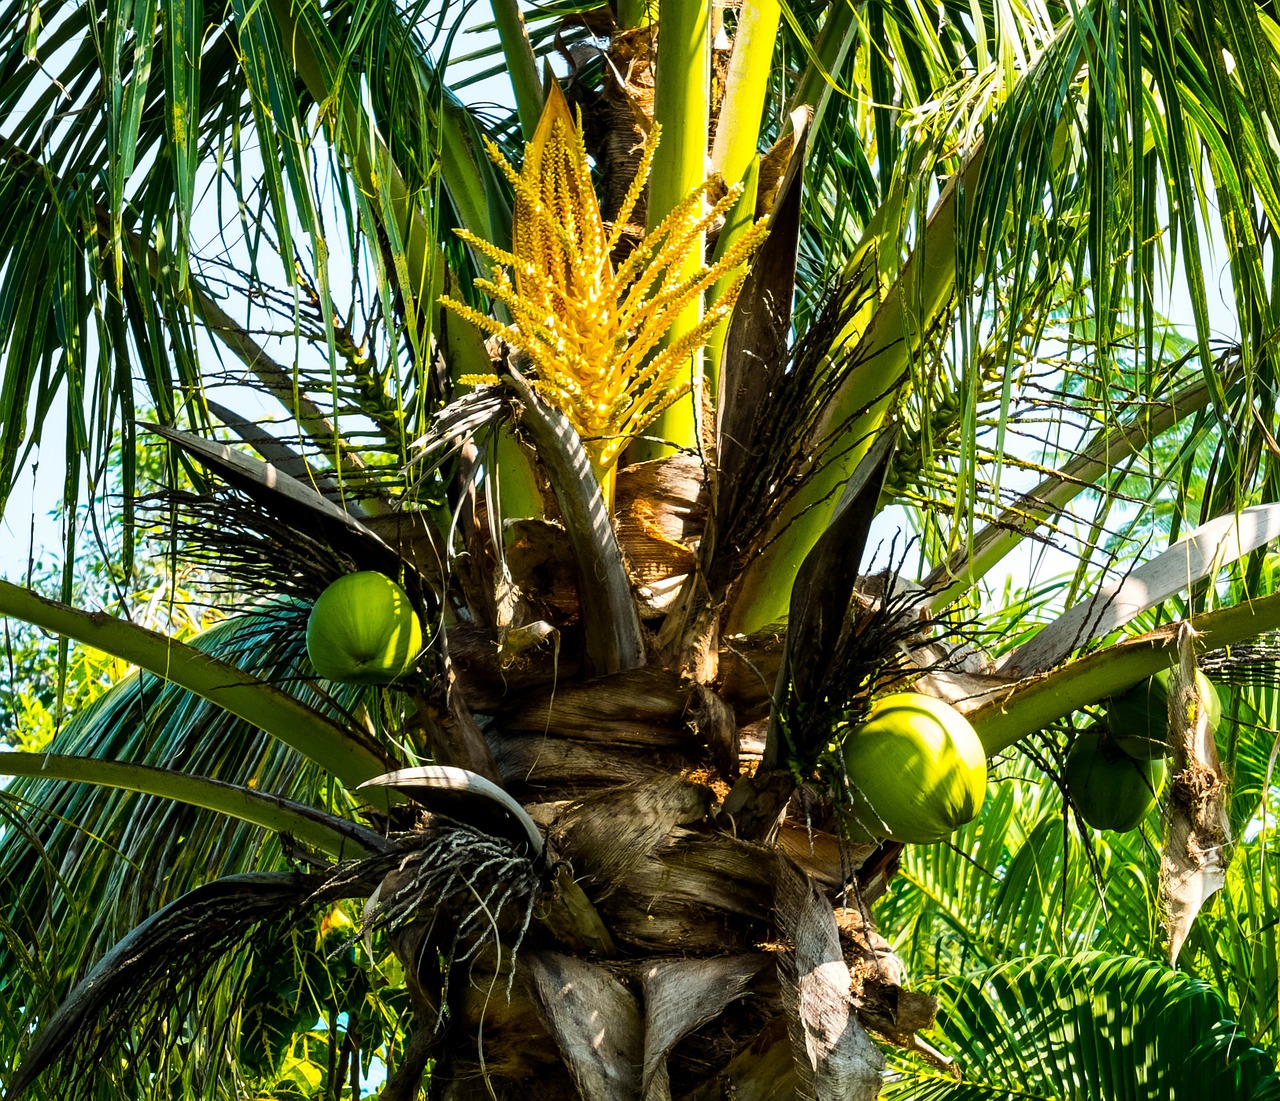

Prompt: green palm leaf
xmin=5 ymin=871 xmax=328 ymax=1100
xmin=885 ymin=953 xmax=1280 ymax=1099
xmin=0 ymin=611 xmax=369 ymax=1010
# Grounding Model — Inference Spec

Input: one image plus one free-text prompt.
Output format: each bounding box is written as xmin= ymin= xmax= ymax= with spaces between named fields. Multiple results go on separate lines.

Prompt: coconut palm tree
xmin=6 ymin=0 xmax=1280 ymax=1097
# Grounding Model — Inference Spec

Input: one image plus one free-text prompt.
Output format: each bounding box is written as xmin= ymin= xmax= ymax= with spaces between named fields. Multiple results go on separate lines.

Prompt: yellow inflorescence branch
xmin=440 ymin=84 xmax=768 ymax=501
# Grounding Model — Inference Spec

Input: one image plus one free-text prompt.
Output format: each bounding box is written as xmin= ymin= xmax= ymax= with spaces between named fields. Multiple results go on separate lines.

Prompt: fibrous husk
xmin=615 ymin=454 xmax=707 ymax=616
xmin=485 ymin=665 xmax=708 ymax=797
xmin=447 ymin=618 xmax=584 ymax=711
xmin=600 ymin=23 xmax=655 ymax=236
xmin=834 ymin=906 xmax=903 ymax=990
xmin=601 ymin=832 xmax=777 ymax=952
xmin=778 ymin=824 xmax=877 ymax=893
xmin=500 ymin=666 xmax=694 ymax=743
xmin=1161 ymin=622 xmax=1234 ymax=964
xmin=491 ymin=732 xmax=690 ymax=795
xmin=525 ymin=951 xmax=646 ymax=1101
xmin=835 ymin=905 xmax=947 ymax=1068
xmin=719 ymin=629 xmax=786 ymax=724
xmin=676 ymin=1018 xmax=799 ymax=1101
xmin=532 ymin=803 xmax=778 ymax=955
xmin=637 ymin=955 xmax=767 ymax=1100
xmin=505 ymin=518 xmax=582 ymax=623
xmin=774 ymin=857 xmax=885 ymax=1100
xmin=691 ymin=682 xmax=739 ymax=779
xmin=548 ymin=775 xmax=714 ymax=897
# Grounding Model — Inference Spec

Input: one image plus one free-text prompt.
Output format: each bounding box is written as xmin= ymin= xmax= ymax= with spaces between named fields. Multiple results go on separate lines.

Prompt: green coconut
xmin=1105 ymin=667 xmax=1221 ymax=760
xmin=841 ymin=693 xmax=988 ymax=844
xmin=306 ymin=571 xmax=424 ymax=685
xmin=1065 ymin=728 xmax=1165 ymax=831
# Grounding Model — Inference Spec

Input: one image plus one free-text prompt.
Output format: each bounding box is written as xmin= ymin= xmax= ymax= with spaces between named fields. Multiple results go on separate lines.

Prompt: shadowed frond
xmin=6 ymin=872 xmax=330 ymax=1100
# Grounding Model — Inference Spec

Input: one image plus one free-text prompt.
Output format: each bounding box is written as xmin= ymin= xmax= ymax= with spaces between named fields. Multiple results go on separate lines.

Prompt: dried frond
xmin=781 ymin=537 xmax=989 ymax=832
xmin=360 ymin=818 xmax=542 ymax=1019
xmin=711 ymin=272 xmax=884 ymax=593
xmin=138 ymin=490 xmax=354 ymax=609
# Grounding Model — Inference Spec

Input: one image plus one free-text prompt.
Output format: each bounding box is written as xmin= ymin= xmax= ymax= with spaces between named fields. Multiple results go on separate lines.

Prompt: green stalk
xmin=969 ymin=591 xmax=1280 ymax=755
xmin=632 ymin=0 xmax=711 ymax=462
xmin=702 ymin=0 xmax=777 ymax=394
xmin=706 ymin=155 xmax=760 ymax=396
xmin=710 ymin=0 xmax=781 ymax=188
xmin=264 ymin=0 xmax=432 ymax=307
xmin=438 ymin=98 xmax=498 ymax=246
xmin=924 ymin=378 xmax=1213 ymax=610
xmin=489 ymin=0 xmax=543 ymax=141
xmin=0 ymin=581 xmax=391 ymax=792
xmin=617 ymin=0 xmax=653 ymax=29
xmin=263 ymin=1 xmax=527 ymax=521
xmin=0 ymin=753 xmax=383 ymax=859
xmin=784 ymin=0 xmax=857 ymax=135
xmin=493 ymin=428 xmax=545 ymax=522
xmin=445 ymin=267 xmax=544 ymax=520
xmin=263 ymin=0 xmax=508 ymax=309
xmin=728 ymin=150 xmax=984 ymax=635
xmin=441 ymin=91 xmax=514 ymax=248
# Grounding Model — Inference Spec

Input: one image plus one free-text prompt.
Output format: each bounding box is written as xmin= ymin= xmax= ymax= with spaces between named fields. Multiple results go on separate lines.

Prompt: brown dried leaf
xmin=774 ymin=858 xmax=885 ymax=1100
xmin=615 ymin=454 xmax=707 ymax=615
xmin=638 ymin=955 xmax=767 ymax=1099
xmin=1161 ymin=622 xmax=1234 ymax=964
xmin=525 ymin=952 xmax=645 ymax=1101
xmin=549 ymin=775 xmax=714 ymax=896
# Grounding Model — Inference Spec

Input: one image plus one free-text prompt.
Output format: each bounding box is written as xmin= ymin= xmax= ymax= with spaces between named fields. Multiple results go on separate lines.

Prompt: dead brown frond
xmin=785 ymin=539 xmax=971 ymax=766
xmin=1201 ymin=632 xmax=1280 ymax=689
xmin=359 ymin=818 xmax=543 ymax=1021
xmin=138 ymin=489 xmax=356 ymax=609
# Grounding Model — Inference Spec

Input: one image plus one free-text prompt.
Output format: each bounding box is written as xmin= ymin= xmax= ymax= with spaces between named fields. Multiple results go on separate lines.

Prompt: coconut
xmin=1065 ymin=728 xmax=1165 ymax=831
xmin=306 ymin=572 xmax=424 ymax=685
xmin=1105 ymin=668 xmax=1221 ymax=760
xmin=841 ymin=693 xmax=987 ymax=844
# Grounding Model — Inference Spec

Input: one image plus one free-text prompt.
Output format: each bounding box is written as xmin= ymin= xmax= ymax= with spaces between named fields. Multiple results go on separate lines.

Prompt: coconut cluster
xmin=1065 ymin=667 xmax=1222 ymax=832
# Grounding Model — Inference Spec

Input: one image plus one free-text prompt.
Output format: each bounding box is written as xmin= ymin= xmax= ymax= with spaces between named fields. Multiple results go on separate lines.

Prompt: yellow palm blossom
xmin=440 ymin=85 xmax=768 ymax=500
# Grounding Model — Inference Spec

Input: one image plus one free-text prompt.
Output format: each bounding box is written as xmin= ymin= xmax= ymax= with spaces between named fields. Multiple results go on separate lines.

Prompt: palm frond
xmin=0 ymin=612 xmax=369 ymax=1012
xmin=0 ymin=752 xmax=389 ymax=860
xmin=0 ymin=0 xmax=485 ymax=540
xmin=968 ymin=591 xmax=1280 ymax=755
xmin=883 ymin=953 xmax=1280 ymax=1098
xmin=6 ymin=872 xmax=327 ymax=1100
xmin=0 ymin=580 xmax=394 ymax=786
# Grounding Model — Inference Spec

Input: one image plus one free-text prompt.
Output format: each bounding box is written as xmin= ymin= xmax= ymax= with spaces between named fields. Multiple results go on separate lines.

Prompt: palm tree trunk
xmin=381 ymin=456 xmax=910 ymax=1099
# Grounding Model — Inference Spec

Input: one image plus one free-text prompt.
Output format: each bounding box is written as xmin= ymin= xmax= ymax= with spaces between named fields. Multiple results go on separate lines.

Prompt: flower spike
xmin=441 ymin=82 xmax=768 ymax=504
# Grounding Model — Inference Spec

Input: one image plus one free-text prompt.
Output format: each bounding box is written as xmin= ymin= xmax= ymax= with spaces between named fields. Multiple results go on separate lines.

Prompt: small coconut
xmin=1106 ymin=668 xmax=1221 ymax=760
xmin=841 ymin=693 xmax=987 ymax=844
xmin=306 ymin=572 xmax=423 ymax=685
xmin=1065 ymin=728 xmax=1165 ymax=832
